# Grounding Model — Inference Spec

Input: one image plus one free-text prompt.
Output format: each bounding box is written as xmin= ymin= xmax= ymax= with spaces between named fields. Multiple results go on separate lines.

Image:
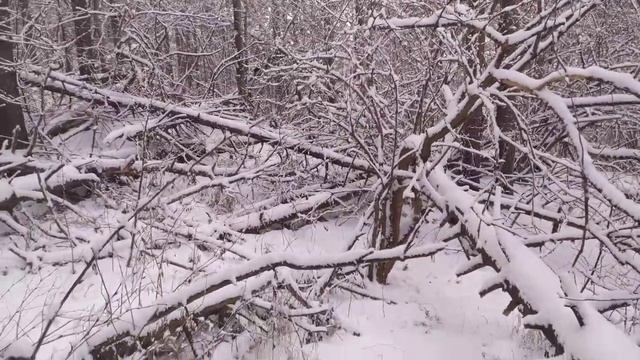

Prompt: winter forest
xmin=1 ymin=0 xmax=640 ymax=359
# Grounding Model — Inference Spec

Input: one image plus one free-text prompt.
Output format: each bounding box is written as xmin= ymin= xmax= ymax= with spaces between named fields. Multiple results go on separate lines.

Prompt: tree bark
xmin=107 ymin=0 xmax=121 ymax=49
xmin=16 ymin=0 xmax=28 ymax=32
xmin=496 ymin=0 xmax=519 ymax=175
xmin=374 ymin=145 xmax=420 ymax=284
xmin=71 ymin=0 xmax=96 ymax=76
xmin=460 ymin=107 xmax=485 ymax=186
xmin=459 ymin=0 xmax=518 ymax=179
xmin=232 ymin=0 xmax=248 ymax=98
xmin=0 ymin=0 xmax=27 ymax=147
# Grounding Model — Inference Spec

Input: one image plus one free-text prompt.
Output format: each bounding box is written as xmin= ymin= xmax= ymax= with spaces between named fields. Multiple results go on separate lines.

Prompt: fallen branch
xmin=226 ymin=183 xmax=369 ymax=233
xmin=422 ymin=166 xmax=640 ymax=360
xmin=84 ymin=242 xmax=446 ymax=358
xmin=20 ymin=68 xmax=376 ymax=174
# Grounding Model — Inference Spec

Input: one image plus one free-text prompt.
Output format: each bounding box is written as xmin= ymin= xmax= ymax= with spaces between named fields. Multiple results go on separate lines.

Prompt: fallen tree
xmin=84 ymin=242 xmax=446 ymax=358
xmin=422 ymin=166 xmax=640 ymax=359
xmin=20 ymin=68 xmax=376 ymax=174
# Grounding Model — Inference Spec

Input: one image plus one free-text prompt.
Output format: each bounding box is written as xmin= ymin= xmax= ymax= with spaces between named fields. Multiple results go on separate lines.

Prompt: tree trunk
xmin=16 ymin=0 xmax=32 ymax=60
xmin=232 ymin=0 xmax=248 ymax=98
xmin=106 ymin=0 xmax=122 ymax=50
xmin=0 ymin=0 xmax=27 ymax=147
xmin=458 ymin=3 xmax=487 ymax=186
xmin=354 ymin=0 xmax=367 ymax=26
xmin=496 ymin=0 xmax=518 ymax=175
xmin=375 ymin=151 xmax=410 ymax=284
xmin=496 ymin=104 xmax=517 ymax=174
xmin=373 ymin=143 xmax=423 ymax=284
xmin=71 ymin=0 xmax=96 ymax=76
xmin=459 ymin=0 xmax=518 ymax=179
xmin=16 ymin=0 xmax=28 ymax=32
xmin=56 ymin=0 xmax=73 ymax=72
xmin=460 ymin=106 xmax=485 ymax=186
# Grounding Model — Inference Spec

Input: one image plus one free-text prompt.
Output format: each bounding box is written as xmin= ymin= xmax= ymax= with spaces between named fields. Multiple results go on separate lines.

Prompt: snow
xmin=2 ymin=338 xmax=31 ymax=358
xmin=423 ymin=165 xmax=640 ymax=360
xmin=0 ymin=180 xmax=14 ymax=203
xmin=205 ymin=129 xmax=227 ymax=152
xmin=245 ymin=253 xmax=540 ymax=360
xmin=402 ymin=134 xmax=425 ymax=151
xmin=5 ymin=7 xmax=640 ymax=359
xmin=2 ymin=169 xmax=638 ymax=360
xmin=10 ymin=165 xmax=99 ymax=192
xmin=0 ymin=211 xmax=547 ymax=360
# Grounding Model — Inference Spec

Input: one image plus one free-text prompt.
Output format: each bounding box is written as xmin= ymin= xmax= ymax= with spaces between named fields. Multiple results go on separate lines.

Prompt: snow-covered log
xmin=422 ymin=166 xmax=640 ymax=360
xmin=226 ymin=183 xmax=368 ymax=233
xmin=86 ymin=242 xmax=446 ymax=358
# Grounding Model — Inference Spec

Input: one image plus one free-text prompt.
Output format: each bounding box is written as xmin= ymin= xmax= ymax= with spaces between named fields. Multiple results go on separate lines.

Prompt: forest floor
xmin=213 ymin=219 xmax=552 ymax=360
xmin=0 ymin=202 xmax=555 ymax=360
xmin=0 ymin=180 xmax=553 ymax=360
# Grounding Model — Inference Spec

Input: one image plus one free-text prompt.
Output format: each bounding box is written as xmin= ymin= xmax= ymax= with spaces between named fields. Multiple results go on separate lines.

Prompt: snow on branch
xmin=226 ymin=183 xmax=368 ymax=233
xmin=370 ymin=8 xmax=505 ymax=44
xmin=84 ymin=242 xmax=446 ymax=358
xmin=423 ymin=166 xmax=640 ymax=360
xmin=370 ymin=1 xmax=595 ymax=47
xmin=492 ymin=68 xmax=640 ymax=233
xmin=564 ymin=94 xmax=640 ymax=107
xmin=19 ymin=67 xmax=376 ymax=174
xmin=162 ymin=161 xmax=279 ymax=205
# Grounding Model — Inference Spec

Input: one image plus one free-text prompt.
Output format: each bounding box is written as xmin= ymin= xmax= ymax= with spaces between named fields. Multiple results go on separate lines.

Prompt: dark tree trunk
xmin=496 ymin=104 xmax=517 ymax=174
xmin=232 ymin=0 xmax=248 ymax=98
xmin=460 ymin=107 xmax=485 ymax=186
xmin=496 ymin=0 xmax=519 ymax=175
xmin=0 ymin=0 xmax=27 ymax=147
xmin=56 ymin=0 xmax=73 ymax=72
xmin=107 ymin=0 xmax=121 ymax=49
xmin=458 ymin=3 xmax=487 ymax=186
xmin=374 ymin=145 xmax=421 ymax=284
xmin=17 ymin=0 xmax=28 ymax=31
xmin=354 ymin=0 xmax=367 ymax=26
xmin=72 ymin=0 xmax=96 ymax=76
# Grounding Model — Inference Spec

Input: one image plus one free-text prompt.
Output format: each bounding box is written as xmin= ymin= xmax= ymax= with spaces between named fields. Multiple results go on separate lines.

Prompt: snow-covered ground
xmin=307 ymin=257 xmax=537 ymax=360
xmin=210 ymin=221 xmax=550 ymax=360
xmin=0 ymin=211 xmax=551 ymax=360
